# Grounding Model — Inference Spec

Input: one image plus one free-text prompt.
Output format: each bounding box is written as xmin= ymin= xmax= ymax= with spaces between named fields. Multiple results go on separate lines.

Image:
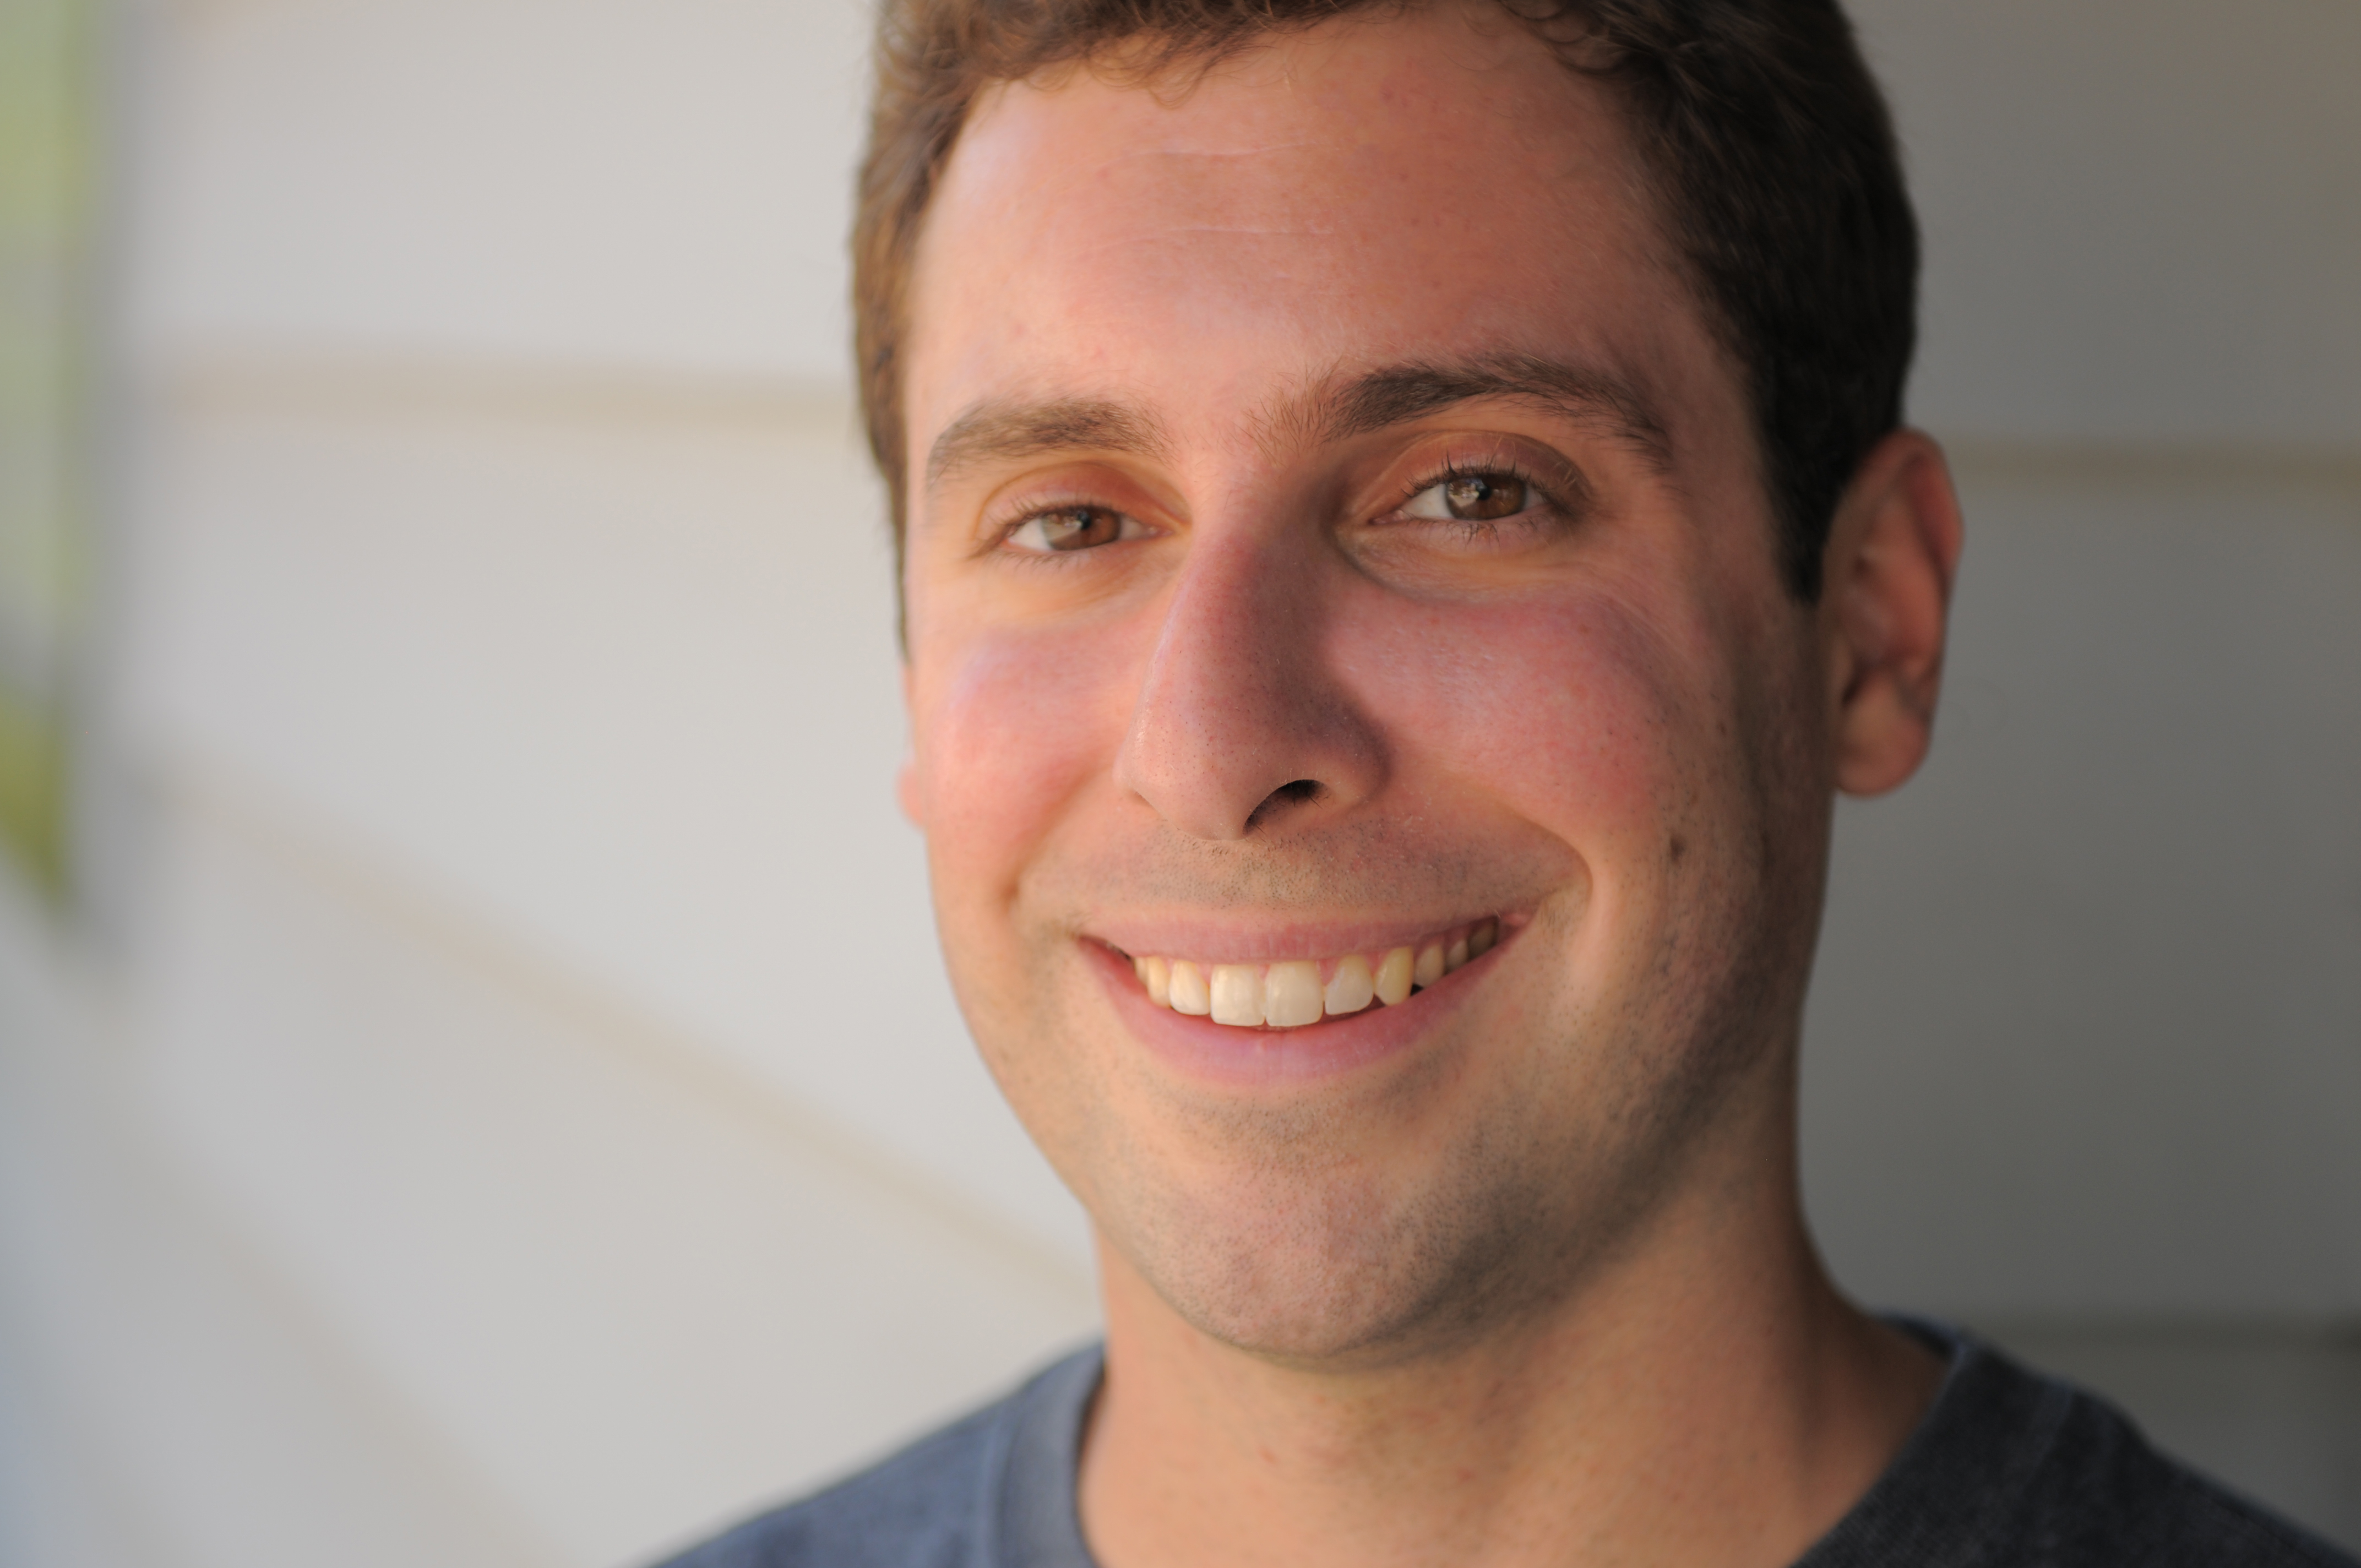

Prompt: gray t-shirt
xmin=657 ymin=1323 xmax=2354 ymax=1567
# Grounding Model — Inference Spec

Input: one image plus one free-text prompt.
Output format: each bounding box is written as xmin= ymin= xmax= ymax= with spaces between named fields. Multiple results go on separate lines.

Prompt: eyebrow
xmin=1289 ymin=352 xmax=1673 ymax=470
xmin=926 ymin=398 xmax=1174 ymax=491
xmin=922 ymin=351 xmax=1671 ymax=493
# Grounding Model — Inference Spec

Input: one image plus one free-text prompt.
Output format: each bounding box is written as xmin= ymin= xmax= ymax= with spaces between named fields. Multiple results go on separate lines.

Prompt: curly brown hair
xmin=852 ymin=0 xmax=1916 ymax=601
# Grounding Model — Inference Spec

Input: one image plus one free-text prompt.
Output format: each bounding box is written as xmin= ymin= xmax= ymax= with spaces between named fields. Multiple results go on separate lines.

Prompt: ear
xmin=1820 ymin=429 xmax=1965 ymax=797
xmin=897 ymin=663 xmax=927 ymax=829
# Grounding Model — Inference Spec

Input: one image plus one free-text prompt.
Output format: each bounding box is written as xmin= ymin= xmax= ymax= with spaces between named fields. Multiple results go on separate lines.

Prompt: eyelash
xmin=985 ymin=498 xmax=1139 ymax=563
xmin=1383 ymin=456 xmax=1560 ymax=535
xmin=984 ymin=451 xmax=1570 ymax=560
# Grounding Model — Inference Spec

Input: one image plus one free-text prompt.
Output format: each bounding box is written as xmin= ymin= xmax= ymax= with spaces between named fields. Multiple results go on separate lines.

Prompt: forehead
xmin=904 ymin=4 xmax=1726 ymax=477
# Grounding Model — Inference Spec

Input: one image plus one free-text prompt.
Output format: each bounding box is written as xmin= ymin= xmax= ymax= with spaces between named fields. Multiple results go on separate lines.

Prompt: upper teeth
xmin=1130 ymin=918 xmax=1499 ymax=1029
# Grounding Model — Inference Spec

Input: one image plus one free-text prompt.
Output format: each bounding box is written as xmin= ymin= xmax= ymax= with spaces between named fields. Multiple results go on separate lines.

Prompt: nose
xmin=1112 ymin=529 xmax=1388 ymax=840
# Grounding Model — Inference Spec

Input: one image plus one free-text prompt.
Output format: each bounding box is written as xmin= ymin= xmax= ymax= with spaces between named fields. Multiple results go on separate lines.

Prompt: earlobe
xmin=1824 ymin=429 xmax=1965 ymax=798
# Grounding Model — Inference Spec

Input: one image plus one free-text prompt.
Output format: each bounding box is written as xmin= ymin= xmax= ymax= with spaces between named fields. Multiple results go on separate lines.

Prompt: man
xmin=668 ymin=1 xmax=2351 ymax=1563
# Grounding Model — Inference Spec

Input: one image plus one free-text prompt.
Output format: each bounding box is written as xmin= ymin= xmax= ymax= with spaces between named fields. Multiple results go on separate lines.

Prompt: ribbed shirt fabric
xmin=656 ymin=1322 xmax=2354 ymax=1568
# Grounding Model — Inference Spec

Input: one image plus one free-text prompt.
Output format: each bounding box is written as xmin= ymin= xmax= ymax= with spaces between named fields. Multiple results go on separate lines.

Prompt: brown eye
xmin=1008 ymin=504 xmax=1138 ymax=553
xmin=1401 ymin=471 xmax=1533 ymax=524
xmin=1038 ymin=507 xmax=1119 ymax=549
xmin=1443 ymin=473 xmax=1526 ymax=520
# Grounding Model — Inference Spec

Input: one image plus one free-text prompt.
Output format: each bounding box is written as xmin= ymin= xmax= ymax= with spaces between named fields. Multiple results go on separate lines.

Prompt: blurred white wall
xmin=0 ymin=1 xmax=2353 ymax=1565
xmin=1807 ymin=0 xmax=2361 ymax=1320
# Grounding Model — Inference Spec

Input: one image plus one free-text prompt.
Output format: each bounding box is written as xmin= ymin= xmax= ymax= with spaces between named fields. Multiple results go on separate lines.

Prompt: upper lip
xmin=1088 ymin=914 xmax=1509 ymax=963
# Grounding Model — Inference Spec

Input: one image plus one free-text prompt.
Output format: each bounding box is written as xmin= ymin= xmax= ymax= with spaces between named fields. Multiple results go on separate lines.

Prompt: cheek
xmin=1351 ymin=590 xmax=1719 ymax=854
xmin=911 ymin=619 xmax=1133 ymax=902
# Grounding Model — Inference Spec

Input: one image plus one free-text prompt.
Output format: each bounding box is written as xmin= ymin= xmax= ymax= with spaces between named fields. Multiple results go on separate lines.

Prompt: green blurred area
xmin=0 ymin=0 xmax=95 ymax=900
xmin=0 ymin=681 xmax=66 ymax=892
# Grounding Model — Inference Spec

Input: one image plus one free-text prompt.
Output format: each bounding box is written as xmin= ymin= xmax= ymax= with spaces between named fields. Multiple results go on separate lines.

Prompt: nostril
xmin=1244 ymin=778 xmax=1324 ymax=832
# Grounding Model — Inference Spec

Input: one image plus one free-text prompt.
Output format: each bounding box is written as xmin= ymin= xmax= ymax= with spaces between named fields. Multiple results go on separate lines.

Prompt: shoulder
xmin=1824 ymin=1321 xmax=2356 ymax=1568
xmin=648 ymin=1346 xmax=1102 ymax=1568
xmin=651 ymin=1401 xmax=1003 ymax=1568
xmin=2003 ymin=1376 xmax=2352 ymax=1567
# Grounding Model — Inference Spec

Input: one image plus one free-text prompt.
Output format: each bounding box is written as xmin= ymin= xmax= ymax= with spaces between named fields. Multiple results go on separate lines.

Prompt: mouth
xmin=1118 ymin=917 xmax=1502 ymax=1030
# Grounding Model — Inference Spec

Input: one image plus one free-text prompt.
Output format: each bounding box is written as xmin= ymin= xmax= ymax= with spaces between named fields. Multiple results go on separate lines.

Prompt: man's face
xmin=897 ymin=5 xmax=1838 ymax=1362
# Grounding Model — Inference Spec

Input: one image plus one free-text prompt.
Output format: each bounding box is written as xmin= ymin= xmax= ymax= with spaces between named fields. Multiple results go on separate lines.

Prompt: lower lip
xmin=1085 ymin=937 xmax=1499 ymax=1088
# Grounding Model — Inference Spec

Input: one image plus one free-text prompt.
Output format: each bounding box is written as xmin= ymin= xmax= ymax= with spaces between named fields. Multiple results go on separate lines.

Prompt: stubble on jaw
xmin=921 ymin=558 xmax=1841 ymax=1379
xmin=956 ymin=754 xmax=1830 ymax=1374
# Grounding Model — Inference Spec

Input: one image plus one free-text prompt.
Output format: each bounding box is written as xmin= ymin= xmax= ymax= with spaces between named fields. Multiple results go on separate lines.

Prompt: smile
xmin=1124 ymin=918 xmax=1501 ymax=1029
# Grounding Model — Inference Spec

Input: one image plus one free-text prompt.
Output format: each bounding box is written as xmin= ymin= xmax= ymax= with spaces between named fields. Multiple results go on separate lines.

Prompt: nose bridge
xmin=1114 ymin=524 xmax=1384 ymax=841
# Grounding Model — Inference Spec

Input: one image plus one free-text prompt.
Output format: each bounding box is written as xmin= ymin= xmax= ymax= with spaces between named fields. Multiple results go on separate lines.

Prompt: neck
xmin=1076 ymin=1131 xmax=1941 ymax=1568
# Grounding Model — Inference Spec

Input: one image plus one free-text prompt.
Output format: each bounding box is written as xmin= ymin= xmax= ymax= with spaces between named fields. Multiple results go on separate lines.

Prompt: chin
xmin=1101 ymin=1147 xmax=1568 ymax=1369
